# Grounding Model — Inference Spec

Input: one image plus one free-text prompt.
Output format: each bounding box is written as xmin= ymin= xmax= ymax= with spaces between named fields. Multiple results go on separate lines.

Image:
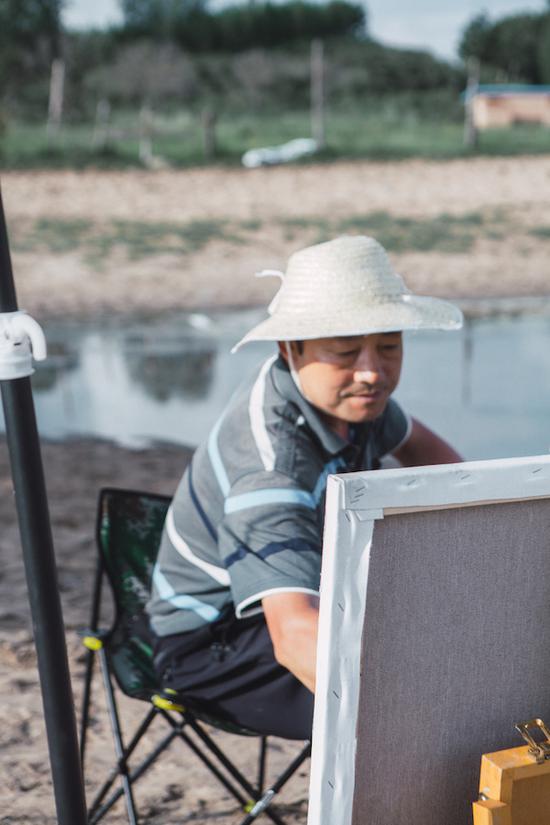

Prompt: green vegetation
xmin=2 ymin=1 xmax=550 ymax=170
xmin=119 ymin=0 xmax=366 ymax=51
xmin=334 ymin=212 xmax=482 ymax=253
xmin=281 ymin=212 xmax=486 ymax=252
xmin=21 ymin=218 xmax=93 ymax=253
xmin=13 ymin=209 xmax=513 ymax=266
xmin=460 ymin=10 xmax=550 ymax=84
xmin=529 ymin=226 xmax=550 ymax=240
xmin=2 ymin=106 xmax=550 ymax=170
xmin=12 ymin=217 xmax=233 ymax=264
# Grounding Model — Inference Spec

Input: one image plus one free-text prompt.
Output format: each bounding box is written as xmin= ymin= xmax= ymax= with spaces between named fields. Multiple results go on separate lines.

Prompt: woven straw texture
xmin=233 ymin=236 xmax=462 ymax=350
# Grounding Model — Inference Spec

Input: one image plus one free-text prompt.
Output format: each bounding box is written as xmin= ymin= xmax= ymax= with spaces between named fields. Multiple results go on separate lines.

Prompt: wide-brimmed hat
xmin=232 ymin=235 xmax=462 ymax=351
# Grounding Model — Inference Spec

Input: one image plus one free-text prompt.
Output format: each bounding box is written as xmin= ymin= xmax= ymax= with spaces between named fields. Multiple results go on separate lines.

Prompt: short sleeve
xmin=375 ymin=398 xmax=412 ymax=457
xmin=218 ymin=470 xmax=322 ymax=618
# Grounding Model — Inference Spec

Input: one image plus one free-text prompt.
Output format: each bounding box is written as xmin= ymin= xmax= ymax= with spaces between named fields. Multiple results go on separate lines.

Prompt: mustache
xmin=340 ymin=384 xmax=388 ymax=397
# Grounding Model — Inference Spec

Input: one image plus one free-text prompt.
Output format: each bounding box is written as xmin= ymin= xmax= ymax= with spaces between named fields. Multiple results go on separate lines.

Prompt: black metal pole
xmin=0 ymin=187 xmax=88 ymax=824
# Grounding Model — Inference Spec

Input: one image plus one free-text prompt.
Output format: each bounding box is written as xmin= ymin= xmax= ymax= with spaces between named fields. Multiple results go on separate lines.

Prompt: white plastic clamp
xmin=0 ymin=311 xmax=47 ymax=380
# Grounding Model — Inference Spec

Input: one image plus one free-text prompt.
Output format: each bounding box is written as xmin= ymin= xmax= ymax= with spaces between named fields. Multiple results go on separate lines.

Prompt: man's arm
xmin=393 ymin=417 xmax=462 ymax=466
xmin=261 ymin=421 xmax=459 ymax=693
xmin=262 ymin=592 xmax=319 ymax=693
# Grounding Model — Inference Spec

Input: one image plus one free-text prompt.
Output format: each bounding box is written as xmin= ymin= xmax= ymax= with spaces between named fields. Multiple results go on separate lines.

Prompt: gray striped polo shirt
xmin=147 ymin=353 xmax=411 ymax=637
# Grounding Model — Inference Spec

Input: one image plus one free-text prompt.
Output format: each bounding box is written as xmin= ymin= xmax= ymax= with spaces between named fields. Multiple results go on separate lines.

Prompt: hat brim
xmin=231 ymin=295 xmax=463 ymax=352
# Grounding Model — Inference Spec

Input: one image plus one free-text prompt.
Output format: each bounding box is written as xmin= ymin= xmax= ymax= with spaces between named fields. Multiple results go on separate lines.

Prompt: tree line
xmin=2 ymin=0 xmax=550 ymax=122
xmin=119 ymin=0 xmax=366 ymax=51
xmin=460 ymin=5 xmax=550 ymax=85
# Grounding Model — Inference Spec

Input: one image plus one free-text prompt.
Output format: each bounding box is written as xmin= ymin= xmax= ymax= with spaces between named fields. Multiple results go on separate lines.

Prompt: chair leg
xmin=79 ymin=647 xmax=96 ymax=770
xmin=258 ymin=736 xmax=268 ymax=794
xmin=182 ymin=715 xmax=288 ymax=825
xmin=98 ymin=649 xmax=139 ymax=825
xmin=159 ymin=710 xmax=287 ymax=824
xmin=159 ymin=710 xmax=250 ymax=806
xmin=80 ymin=557 xmax=104 ymax=771
xmin=88 ymin=706 xmax=159 ymax=821
xmin=237 ymin=741 xmax=311 ymax=825
xmin=186 ymin=715 xmax=262 ymax=799
xmin=89 ymin=726 xmax=180 ymax=824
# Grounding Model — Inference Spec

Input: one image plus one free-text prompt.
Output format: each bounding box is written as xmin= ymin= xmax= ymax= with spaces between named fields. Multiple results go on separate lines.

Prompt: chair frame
xmin=79 ymin=487 xmax=310 ymax=825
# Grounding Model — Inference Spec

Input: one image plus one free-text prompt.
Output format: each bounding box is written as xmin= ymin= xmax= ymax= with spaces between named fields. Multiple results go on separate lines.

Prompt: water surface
xmin=2 ymin=308 xmax=549 ymax=461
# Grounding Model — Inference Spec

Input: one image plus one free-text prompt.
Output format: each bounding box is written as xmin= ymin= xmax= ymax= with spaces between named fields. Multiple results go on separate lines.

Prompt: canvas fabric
xmin=146 ymin=353 xmax=411 ymax=637
xmin=352 ymin=501 xmax=550 ymax=825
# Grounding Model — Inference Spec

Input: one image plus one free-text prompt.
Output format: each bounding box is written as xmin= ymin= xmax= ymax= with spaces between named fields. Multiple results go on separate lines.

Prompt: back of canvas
xmin=352 ymin=499 xmax=550 ymax=825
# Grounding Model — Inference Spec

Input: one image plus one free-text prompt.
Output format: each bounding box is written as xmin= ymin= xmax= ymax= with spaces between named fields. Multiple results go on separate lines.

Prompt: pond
xmin=1 ymin=307 xmax=549 ymax=461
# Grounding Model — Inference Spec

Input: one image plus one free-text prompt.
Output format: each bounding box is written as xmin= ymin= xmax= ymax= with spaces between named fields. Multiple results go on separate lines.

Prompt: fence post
xmin=311 ymin=39 xmax=325 ymax=148
xmin=92 ymin=99 xmax=111 ymax=149
xmin=464 ymin=57 xmax=480 ymax=149
xmin=47 ymin=58 xmax=65 ymax=140
xmin=201 ymin=109 xmax=218 ymax=159
xmin=139 ymin=105 xmax=154 ymax=166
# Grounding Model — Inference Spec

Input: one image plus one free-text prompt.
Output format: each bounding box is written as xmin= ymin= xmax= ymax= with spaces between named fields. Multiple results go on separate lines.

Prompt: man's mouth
xmin=342 ymin=388 xmax=386 ymax=399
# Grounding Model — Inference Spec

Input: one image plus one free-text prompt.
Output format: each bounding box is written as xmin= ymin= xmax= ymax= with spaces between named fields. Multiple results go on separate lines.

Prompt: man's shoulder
xmin=216 ymin=355 xmax=317 ymax=475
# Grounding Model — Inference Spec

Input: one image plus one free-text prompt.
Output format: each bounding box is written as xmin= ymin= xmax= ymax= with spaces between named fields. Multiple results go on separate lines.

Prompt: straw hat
xmin=232 ymin=235 xmax=462 ymax=351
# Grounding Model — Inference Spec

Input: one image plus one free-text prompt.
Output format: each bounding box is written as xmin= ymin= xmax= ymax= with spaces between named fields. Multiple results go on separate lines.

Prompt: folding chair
xmin=79 ymin=487 xmax=310 ymax=825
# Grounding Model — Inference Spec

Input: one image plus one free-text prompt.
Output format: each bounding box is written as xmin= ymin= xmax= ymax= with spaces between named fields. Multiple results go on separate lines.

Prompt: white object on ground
xmin=242 ymin=138 xmax=318 ymax=168
xmin=188 ymin=313 xmax=213 ymax=331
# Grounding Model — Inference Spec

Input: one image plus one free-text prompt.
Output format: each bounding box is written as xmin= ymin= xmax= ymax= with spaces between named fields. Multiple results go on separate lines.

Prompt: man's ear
xmin=278 ymin=341 xmax=289 ymax=363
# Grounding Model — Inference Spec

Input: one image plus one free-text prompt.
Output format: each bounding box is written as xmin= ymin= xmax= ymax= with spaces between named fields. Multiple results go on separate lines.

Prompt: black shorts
xmin=153 ymin=611 xmax=313 ymax=741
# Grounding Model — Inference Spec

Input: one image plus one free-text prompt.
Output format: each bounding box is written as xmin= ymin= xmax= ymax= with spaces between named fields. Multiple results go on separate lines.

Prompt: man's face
xmin=283 ymin=332 xmax=403 ymax=431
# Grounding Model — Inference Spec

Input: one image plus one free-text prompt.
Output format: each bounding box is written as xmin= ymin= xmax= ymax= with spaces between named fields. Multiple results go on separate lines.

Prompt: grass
xmin=23 ymin=218 xmax=93 ymax=253
xmin=1 ymin=107 xmax=550 ymax=170
xmin=338 ymin=212 xmax=483 ymax=253
xmin=12 ymin=218 xmax=235 ymax=264
xmin=279 ymin=211 xmax=484 ymax=252
xmin=529 ymin=226 xmax=550 ymax=240
xmin=10 ymin=209 xmax=504 ymax=265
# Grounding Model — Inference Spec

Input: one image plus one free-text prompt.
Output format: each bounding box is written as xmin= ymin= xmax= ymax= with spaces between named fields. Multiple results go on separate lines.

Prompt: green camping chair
xmin=79 ymin=488 xmax=311 ymax=825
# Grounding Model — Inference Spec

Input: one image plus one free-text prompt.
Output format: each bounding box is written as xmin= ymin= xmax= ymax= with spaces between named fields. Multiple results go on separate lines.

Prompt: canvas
xmin=308 ymin=455 xmax=550 ymax=825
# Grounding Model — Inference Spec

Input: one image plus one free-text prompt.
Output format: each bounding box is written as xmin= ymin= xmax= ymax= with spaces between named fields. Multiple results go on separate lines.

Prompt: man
xmin=146 ymin=235 xmax=463 ymax=740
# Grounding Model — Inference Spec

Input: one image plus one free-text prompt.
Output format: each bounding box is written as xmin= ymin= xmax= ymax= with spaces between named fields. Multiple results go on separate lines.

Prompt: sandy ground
xmin=2 ymin=157 xmax=550 ymax=319
xmin=0 ymin=438 xmax=309 ymax=824
xmin=1 ymin=157 xmax=550 ymax=823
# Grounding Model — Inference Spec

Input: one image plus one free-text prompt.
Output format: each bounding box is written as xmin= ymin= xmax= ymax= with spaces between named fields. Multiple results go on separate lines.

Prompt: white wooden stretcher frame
xmin=307 ymin=454 xmax=550 ymax=825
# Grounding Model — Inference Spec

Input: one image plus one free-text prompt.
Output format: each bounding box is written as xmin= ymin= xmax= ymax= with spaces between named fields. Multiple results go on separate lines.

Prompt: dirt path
xmin=1 ymin=157 xmax=550 ymax=319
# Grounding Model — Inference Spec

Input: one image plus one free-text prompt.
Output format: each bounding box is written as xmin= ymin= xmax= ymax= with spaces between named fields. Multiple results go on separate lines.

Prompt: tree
xmin=458 ymin=13 xmax=491 ymax=63
xmin=118 ymin=0 xmax=207 ymax=39
xmin=117 ymin=0 xmax=367 ymax=52
xmin=459 ymin=10 xmax=543 ymax=83
xmin=536 ymin=13 xmax=550 ymax=83
xmin=0 ymin=0 xmax=64 ymax=103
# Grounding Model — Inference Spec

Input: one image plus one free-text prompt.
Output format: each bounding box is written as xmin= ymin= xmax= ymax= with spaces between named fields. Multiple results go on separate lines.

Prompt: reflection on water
xmin=124 ymin=334 xmax=216 ymax=401
xmin=1 ymin=307 xmax=548 ymax=460
xmin=30 ymin=341 xmax=80 ymax=392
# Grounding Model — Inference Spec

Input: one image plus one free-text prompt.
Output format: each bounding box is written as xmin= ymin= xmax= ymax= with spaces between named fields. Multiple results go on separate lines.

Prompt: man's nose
xmin=353 ymin=348 xmax=383 ymax=384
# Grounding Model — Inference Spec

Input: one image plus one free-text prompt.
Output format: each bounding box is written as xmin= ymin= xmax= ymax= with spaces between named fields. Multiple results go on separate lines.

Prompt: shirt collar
xmin=271 ymin=355 xmax=358 ymax=456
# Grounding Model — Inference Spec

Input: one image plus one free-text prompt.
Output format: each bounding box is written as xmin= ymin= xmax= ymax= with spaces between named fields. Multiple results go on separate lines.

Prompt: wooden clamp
xmin=473 ymin=719 xmax=550 ymax=825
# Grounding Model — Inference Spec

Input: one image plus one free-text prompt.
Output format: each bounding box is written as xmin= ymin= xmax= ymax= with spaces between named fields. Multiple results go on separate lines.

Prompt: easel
xmin=473 ymin=719 xmax=550 ymax=825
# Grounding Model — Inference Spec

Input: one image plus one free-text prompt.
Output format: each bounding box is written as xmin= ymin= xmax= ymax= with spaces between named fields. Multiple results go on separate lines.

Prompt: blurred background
xmin=1 ymin=0 xmax=550 ymax=166
xmin=1 ymin=0 xmax=550 ymax=459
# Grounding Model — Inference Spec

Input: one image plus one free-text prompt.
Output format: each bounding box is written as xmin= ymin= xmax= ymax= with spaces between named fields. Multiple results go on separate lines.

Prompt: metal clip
xmin=515 ymin=718 xmax=550 ymax=764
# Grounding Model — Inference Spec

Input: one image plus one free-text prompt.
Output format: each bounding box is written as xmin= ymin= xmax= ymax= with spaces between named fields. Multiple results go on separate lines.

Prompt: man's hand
xmin=262 ymin=591 xmax=319 ymax=693
xmin=393 ymin=417 xmax=462 ymax=467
